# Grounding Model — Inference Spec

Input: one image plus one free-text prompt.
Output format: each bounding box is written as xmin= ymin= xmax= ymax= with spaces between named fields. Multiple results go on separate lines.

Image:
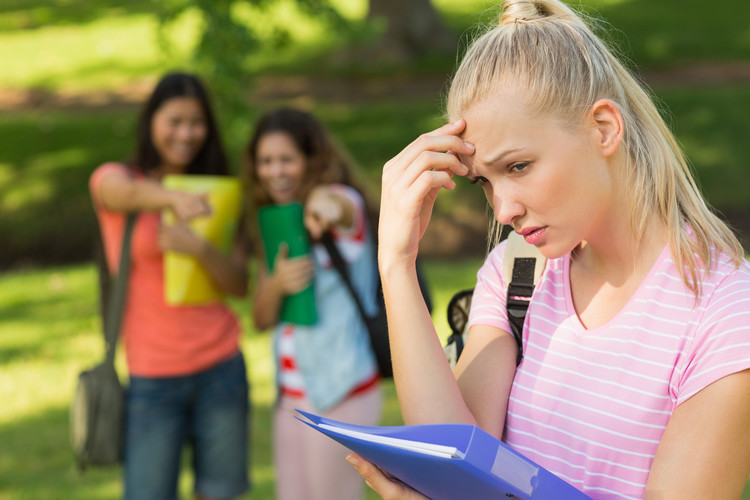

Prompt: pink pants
xmin=273 ymin=385 xmax=383 ymax=500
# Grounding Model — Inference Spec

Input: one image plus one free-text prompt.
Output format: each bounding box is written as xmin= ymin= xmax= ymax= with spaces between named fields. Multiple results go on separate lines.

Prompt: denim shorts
xmin=124 ymin=352 xmax=250 ymax=500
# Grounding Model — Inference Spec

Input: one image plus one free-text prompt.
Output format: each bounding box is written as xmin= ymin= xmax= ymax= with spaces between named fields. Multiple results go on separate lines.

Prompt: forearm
xmin=252 ymin=274 xmax=284 ymax=330
xmin=195 ymin=241 xmax=248 ymax=297
xmin=99 ymin=174 xmax=176 ymax=214
xmin=380 ymin=261 xmax=476 ymax=427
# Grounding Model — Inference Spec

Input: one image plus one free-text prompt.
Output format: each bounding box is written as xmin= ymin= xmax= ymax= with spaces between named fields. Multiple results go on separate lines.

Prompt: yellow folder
xmin=162 ymin=174 xmax=242 ymax=306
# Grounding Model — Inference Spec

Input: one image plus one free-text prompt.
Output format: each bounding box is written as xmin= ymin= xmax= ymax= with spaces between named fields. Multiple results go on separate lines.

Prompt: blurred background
xmin=0 ymin=0 xmax=748 ymax=498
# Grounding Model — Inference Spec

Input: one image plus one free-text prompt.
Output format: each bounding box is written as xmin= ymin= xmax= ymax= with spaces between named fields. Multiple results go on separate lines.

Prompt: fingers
xmin=346 ymin=454 xmax=428 ymax=500
xmin=274 ymin=245 xmax=314 ymax=294
xmin=396 ymin=152 xmax=462 ymax=193
xmin=304 ymin=187 xmax=346 ymax=240
xmin=382 ymin=121 xmax=473 ymax=211
xmin=377 ymin=118 xmax=473 ymax=264
xmin=173 ymin=191 xmax=212 ymax=222
xmin=276 ymin=242 xmax=289 ymax=260
xmin=304 ymin=213 xmax=324 ymax=241
xmin=385 ymin=119 xmax=473 ymax=180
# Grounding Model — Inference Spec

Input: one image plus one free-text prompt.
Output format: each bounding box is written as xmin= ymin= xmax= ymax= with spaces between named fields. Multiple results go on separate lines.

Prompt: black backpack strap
xmin=320 ymin=231 xmax=369 ymax=322
xmin=501 ymin=231 xmax=546 ymax=366
xmin=506 ymin=257 xmax=536 ymax=365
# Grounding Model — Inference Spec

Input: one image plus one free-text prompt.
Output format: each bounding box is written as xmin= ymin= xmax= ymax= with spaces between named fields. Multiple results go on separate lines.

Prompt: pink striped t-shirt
xmin=468 ymin=240 xmax=750 ymax=499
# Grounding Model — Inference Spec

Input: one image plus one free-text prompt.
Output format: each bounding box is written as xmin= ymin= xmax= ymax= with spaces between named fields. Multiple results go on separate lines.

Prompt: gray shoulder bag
xmin=70 ymin=213 xmax=136 ymax=470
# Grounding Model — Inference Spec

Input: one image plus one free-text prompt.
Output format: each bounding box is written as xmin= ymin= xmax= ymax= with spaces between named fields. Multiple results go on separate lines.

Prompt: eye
xmin=510 ymin=162 xmax=529 ymax=173
xmin=469 ymin=176 xmax=488 ymax=185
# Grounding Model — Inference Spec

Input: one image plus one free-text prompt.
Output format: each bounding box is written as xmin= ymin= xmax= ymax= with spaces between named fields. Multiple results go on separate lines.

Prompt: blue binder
xmin=297 ymin=410 xmax=591 ymax=500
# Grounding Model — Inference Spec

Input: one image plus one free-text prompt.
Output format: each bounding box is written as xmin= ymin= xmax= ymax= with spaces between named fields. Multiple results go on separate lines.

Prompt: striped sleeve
xmin=467 ymin=240 xmax=513 ymax=334
xmin=676 ymin=260 xmax=750 ymax=405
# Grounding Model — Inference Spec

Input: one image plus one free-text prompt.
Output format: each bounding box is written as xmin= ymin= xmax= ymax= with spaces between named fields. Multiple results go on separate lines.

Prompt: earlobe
xmin=590 ymin=99 xmax=624 ymax=157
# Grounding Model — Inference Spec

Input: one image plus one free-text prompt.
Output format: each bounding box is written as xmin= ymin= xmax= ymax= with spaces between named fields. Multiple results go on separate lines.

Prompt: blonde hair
xmin=447 ymin=0 xmax=743 ymax=296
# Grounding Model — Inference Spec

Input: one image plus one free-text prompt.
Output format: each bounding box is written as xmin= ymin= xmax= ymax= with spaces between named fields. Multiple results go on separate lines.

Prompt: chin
xmin=536 ymin=242 xmax=572 ymax=261
xmin=165 ymin=158 xmax=192 ymax=170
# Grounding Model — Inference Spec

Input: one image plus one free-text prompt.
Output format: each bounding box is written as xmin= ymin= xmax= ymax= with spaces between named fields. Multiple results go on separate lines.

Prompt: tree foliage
xmin=153 ymin=0 xmax=352 ymax=161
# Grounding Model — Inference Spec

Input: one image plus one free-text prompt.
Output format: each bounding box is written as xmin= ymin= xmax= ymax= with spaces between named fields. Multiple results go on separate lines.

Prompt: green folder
xmin=258 ymin=203 xmax=317 ymax=325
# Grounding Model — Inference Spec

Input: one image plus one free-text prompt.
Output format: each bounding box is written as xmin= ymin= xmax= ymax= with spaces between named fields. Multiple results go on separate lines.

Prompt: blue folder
xmin=296 ymin=410 xmax=591 ymax=500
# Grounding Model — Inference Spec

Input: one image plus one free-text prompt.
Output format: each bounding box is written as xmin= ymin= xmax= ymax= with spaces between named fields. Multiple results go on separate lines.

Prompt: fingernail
xmin=452 ymin=119 xmax=463 ymax=126
xmin=346 ymin=454 xmax=360 ymax=467
xmin=464 ymin=141 xmax=475 ymax=150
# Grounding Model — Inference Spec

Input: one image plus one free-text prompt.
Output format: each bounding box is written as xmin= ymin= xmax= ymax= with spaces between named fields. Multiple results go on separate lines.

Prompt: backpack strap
xmin=502 ymin=231 xmax=546 ymax=365
xmin=320 ymin=231 xmax=370 ymax=321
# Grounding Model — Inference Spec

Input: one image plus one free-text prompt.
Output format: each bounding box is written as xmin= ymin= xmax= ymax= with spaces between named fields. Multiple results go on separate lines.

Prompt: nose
xmin=175 ymin=123 xmax=193 ymax=141
xmin=176 ymin=123 xmax=203 ymax=142
xmin=491 ymin=183 xmax=524 ymax=227
xmin=267 ymin=160 xmax=285 ymax=177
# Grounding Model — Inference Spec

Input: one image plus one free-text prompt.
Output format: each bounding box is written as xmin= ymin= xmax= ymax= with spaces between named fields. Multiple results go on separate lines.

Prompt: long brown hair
xmin=132 ymin=72 xmax=228 ymax=176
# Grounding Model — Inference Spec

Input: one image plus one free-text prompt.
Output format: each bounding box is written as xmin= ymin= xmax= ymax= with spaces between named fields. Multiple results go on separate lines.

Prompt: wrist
xmin=379 ymin=256 xmax=417 ymax=282
xmin=165 ymin=189 xmax=180 ymax=213
xmin=195 ymin=238 xmax=212 ymax=260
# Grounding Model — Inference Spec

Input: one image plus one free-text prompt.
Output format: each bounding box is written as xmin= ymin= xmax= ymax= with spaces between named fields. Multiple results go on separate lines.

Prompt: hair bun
xmin=499 ymin=0 xmax=579 ymax=26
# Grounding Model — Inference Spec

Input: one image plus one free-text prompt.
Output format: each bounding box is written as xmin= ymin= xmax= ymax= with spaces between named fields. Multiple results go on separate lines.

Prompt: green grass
xmin=0 ymin=258 xmax=481 ymax=499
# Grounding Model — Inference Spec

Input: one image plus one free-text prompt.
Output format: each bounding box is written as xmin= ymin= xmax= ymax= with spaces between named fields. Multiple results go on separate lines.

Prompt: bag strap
xmin=501 ymin=231 xmax=546 ymax=365
xmin=103 ymin=213 xmax=136 ymax=366
xmin=320 ymin=231 xmax=370 ymax=322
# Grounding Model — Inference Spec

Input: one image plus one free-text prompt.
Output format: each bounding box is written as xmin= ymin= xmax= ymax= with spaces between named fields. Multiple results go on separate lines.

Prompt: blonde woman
xmin=346 ymin=1 xmax=750 ymax=498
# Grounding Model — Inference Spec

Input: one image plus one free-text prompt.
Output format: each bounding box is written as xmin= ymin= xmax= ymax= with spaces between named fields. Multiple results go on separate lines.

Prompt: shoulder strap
xmin=502 ymin=231 xmax=546 ymax=365
xmin=320 ymin=232 xmax=370 ymax=322
xmin=103 ymin=213 xmax=136 ymax=366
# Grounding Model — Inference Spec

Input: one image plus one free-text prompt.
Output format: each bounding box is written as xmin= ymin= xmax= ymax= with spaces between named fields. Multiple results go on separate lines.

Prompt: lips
xmin=517 ymin=226 xmax=546 ymax=245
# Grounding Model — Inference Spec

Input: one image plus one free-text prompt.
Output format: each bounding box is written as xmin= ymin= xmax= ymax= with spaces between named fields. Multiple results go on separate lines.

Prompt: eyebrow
xmin=466 ymin=147 xmax=523 ymax=177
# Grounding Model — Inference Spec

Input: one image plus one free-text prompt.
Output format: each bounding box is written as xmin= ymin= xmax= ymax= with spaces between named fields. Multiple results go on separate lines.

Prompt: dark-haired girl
xmin=245 ymin=107 xmax=383 ymax=500
xmin=89 ymin=72 xmax=250 ymax=500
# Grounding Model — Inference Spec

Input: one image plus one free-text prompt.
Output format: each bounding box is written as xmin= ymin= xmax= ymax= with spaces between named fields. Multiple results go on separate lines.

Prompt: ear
xmin=588 ymin=99 xmax=623 ymax=157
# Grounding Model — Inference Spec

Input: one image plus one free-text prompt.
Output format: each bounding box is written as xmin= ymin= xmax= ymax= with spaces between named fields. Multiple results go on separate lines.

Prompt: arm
xmin=351 ymin=120 xmax=518 ymax=498
xmin=645 ymin=369 xmax=750 ymax=499
xmin=251 ymin=246 xmax=314 ymax=330
xmin=96 ymin=168 xmax=211 ymax=220
xmin=379 ymin=119 xmax=517 ymax=430
xmin=158 ymin=225 xmax=248 ymax=297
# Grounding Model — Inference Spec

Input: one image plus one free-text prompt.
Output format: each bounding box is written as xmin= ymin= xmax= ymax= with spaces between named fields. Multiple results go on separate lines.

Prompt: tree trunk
xmin=366 ymin=0 xmax=457 ymax=62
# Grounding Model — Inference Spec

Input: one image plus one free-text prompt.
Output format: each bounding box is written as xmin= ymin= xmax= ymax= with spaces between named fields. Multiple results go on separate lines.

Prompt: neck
xmin=151 ymin=163 xmax=185 ymax=180
xmin=572 ymin=197 xmax=668 ymax=288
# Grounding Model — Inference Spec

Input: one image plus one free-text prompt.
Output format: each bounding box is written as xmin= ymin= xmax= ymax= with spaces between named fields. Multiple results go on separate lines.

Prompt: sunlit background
xmin=0 ymin=0 xmax=748 ymax=498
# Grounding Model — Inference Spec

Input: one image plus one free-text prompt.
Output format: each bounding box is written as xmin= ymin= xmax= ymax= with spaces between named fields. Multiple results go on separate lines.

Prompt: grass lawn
xmin=0 ymin=258 xmax=480 ymax=499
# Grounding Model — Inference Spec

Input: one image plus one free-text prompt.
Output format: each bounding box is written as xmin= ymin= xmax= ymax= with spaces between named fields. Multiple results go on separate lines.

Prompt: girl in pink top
xmin=89 ymin=73 xmax=250 ymax=500
xmin=347 ymin=1 xmax=750 ymax=498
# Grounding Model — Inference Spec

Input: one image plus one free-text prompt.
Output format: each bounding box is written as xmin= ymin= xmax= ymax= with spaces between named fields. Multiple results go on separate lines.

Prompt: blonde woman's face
xmin=256 ymin=131 xmax=307 ymax=204
xmin=458 ymin=91 xmax=617 ymax=259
